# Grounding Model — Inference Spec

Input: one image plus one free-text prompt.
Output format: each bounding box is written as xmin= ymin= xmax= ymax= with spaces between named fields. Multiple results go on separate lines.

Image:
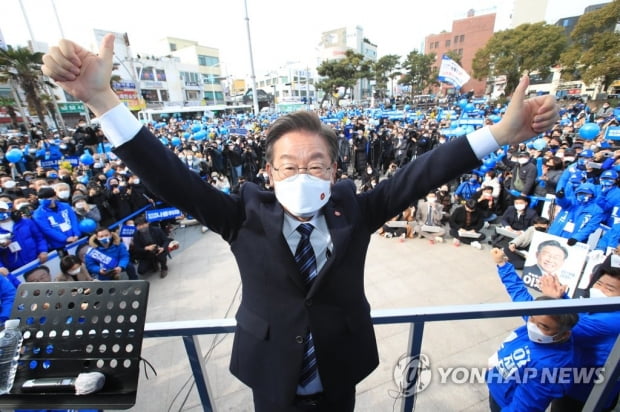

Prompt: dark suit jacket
xmin=114 ymin=126 xmax=481 ymax=405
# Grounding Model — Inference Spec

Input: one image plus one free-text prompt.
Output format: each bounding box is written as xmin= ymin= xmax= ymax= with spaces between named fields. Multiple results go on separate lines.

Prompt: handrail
xmin=142 ymin=297 xmax=620 ymax=412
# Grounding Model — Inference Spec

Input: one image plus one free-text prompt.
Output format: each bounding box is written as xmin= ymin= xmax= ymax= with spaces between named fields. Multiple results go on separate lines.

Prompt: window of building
xmin=460 ymin=35 xmax=465 ymax=43
xmin=434 ymin=41 xmax=439 ymax=48
xmin=445 ymin=39 xmax=451 ymax=47
xmin=156 ymin=69 xmax=166 ymax=82
xmin=169 ymin=43 xmax=176 ymax=52
xmin=160 ymin=90 xmax=169 ymax=101
xmin=429 ymin=42 xmax=433 ymax=49
xmin=458 ymin=48 xmax=463 ymax=56
xmin=454 ymin=36 xmax=458 ymax=44
xmin=140 ymin=67 xmax=154 ymax=81
xmin=181 ymin=71 xmax=201 ymax=84
xmin=198 ymin=55 xmax=220 ymax=67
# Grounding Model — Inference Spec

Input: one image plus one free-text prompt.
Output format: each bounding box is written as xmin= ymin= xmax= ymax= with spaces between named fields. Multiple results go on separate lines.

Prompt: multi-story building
xmin=157 ymin=37 xmax=225 ymax=106
xmin=425 ymin=9 xmax=496 ymax=97
xmin=317 ymin=26 xmax=378 ymax=103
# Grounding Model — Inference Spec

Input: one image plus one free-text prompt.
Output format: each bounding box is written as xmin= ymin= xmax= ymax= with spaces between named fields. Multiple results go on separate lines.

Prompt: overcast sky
xmin=0 ymin=0 xmax=609 ymax=77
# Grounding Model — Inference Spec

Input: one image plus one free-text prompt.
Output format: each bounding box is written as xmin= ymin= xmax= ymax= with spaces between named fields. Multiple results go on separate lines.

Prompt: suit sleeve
xmin=113 ymin=129 xmax=243 ymax=243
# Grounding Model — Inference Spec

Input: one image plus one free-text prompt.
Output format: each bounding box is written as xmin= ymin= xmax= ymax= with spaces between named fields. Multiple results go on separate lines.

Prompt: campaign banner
xmin=39 ymin=156 xmax=79 ymax=168
xmin=458 ymin=118 xmax=484 ymax=126
xmin=145 ymin=207 xmax=183 ymax=222
xmin=119 ymin=225 xmax=136 ymax=237
xmin=437 ymin=55 xmax=471 ymax=89
xmin=604 ymin=126 xmax=620 ymax=141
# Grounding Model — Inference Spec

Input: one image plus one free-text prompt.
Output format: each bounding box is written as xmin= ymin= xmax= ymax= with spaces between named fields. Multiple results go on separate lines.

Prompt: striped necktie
xmin=295 ymin=223 xmax=318 ymax=386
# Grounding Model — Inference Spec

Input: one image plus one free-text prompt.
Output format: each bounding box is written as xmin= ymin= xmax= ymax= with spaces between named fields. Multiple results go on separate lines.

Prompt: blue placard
xmin=604 ymin=126 xmax=620 ymax=141
xmin=145 ymin=207 xmax=183 ymax=222
xmin=119 ymin=225 xmax=136 ymax=237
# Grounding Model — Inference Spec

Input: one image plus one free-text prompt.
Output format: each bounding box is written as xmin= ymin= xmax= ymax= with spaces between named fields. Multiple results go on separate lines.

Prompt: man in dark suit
xmin=42 ymin=34 xmax=559 ymax=412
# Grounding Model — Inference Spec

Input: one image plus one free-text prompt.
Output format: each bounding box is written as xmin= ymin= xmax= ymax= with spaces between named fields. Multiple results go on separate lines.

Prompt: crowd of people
xmin=1 ymin=76 xmax=619 ymax=409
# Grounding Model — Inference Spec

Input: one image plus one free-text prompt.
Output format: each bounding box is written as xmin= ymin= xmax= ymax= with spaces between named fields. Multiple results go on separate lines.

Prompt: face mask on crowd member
xmin=589 ymin=269 xmax=620 ymax=298
xmin=96 ymin=228 xmax=112 ymax=247
xmin=575 ymin=183 xmax=595 ymax=204
xmin=525 ymin=298 xmax=576 ymax=344
xmin=37 ymin=187 xmax=57 ymax=209
xmin=426 ymin=193 xmax=437 ymax=203
xmin=517 ymin=152 xmax=530 ymax=165
xmin=599 ymin=170 xmax=618 ymax=192
xmin=513 ymin=197 xmax=528 ymax=211
xmin=0 ymin=202 xmax=11 ymax=223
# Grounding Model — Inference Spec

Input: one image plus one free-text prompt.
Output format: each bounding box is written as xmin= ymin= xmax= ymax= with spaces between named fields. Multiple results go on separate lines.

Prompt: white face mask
xmin=274 ymin=173 xmax=331 ymax=218
xmin=518 ymin=158 xmax=529 ymax=165
xmin=526 ymin=321 xmax=558 ymax=344
xmin=3 ymin=181 xmax=16 ymax=190
xmin=427 ymin=197 xmax=436 ymax=203
xmin=589 ymin=287 xmax=608 ymax=298
xmin=514 ymin=204 xmax=526 ymax=211
xmin=133 ymin=178 xmax=140 ymax=185
xmin=57 ymin=190 xmax=71 ymax=200
xmin=68 ymin=268 xmax=81 ymax=276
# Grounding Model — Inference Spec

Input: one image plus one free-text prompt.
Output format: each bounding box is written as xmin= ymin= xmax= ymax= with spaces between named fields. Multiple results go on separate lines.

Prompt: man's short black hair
xmin=23 ymin=265 xmax=51 ymax=281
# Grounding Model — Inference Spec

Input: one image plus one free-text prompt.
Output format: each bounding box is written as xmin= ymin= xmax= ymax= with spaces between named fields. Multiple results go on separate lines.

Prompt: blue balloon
xmin=183 ymin=132 xmax=190 ymax=138
xmin=458 ymin=99 xmax=468 ymax=109
xmin=403 ymin=104 xmax=411 ymax=111
xmin=532 ymin=138 xmax=547 ymax=151
xmin=79 ymin=152 xmax=94 ymax=166
xmin=160 ymin=137 xmax=169 ymax=145
xmin=79 ymin=218 xmax=97 ymax=234
xmin=489 ymin=114 xmax=501 ymax=123
xmin=193 ymin=131 xmax=207 ymax=140
xmin=450 ymin=121 xmax=459 ymax=129
xmin=171 ymin=137 xmax=182 ymax=147
xmin=464 ymin=103 xmax=475 ymax=113
xmin=191 ymin=125 xmax=202 ymax=133
xmin=5 ymin=148 xmax=22 ymax=163
xmin=578 ymin=122 xmax=600 ymax=140
xmin=479 ymin=165 xmax=489 ymax=173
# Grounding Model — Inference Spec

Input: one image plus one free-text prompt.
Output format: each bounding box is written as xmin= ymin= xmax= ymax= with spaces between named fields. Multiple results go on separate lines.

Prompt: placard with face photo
xmin=522 ymin=232 xmax=589 ymax=297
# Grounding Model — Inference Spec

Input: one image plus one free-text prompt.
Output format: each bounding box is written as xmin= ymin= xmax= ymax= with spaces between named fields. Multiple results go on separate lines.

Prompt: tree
xmin=372 ymin=54 xmax=401 ymax=99
xmin=559 ymin=0 xmax=620 ymax=90
xmin=0 ymin=45 xmax=50 ymax=133
xmin=316 ymin=50 xmax=367 ymax=107
xmin=0 ymin=96 xmax=19 ymax=129
xmin=472 ymin=22 xmax=567 ymax=95
xmin=400 ymin=50 xmax=436 ymax=96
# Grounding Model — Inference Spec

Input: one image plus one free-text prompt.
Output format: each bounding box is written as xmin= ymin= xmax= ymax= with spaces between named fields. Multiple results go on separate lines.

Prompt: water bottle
xmin=0 ymin=319 xmax=23 ymax=395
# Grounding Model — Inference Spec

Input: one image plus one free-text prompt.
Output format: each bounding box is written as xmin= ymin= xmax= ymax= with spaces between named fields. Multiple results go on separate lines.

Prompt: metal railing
xmin=143 ymin=297 xmax=620 ymax=412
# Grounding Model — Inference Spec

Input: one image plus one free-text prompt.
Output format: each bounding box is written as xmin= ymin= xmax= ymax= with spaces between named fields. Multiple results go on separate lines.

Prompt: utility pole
xmin=243 ymin=0 xmax=259 ymax=115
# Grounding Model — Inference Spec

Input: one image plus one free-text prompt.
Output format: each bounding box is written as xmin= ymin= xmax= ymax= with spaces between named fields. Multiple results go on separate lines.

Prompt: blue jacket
xmin=35 ymin=141 xmax=63 ymax=161
xmin=487 ymin=324 xmax=574 ymax=412
xmin=454 ymin=180 xmax=480 ymax=200
xmin=0 ymin=218 xmax=49 ymax=272
xmin=32 ymin=201 xmax=81 ymax=250
xmin=84 ymin=233 xmax=129 ymax=280
xmin=0 ymin=275 xmax=16 ymax=323
xmin=596 ymin=222 xmax=620 ymax=251
xmin=497 ymin=262 xmax=620 ymax=406
xmin=549 ymin=198 xmax=605 ymax=242
xmin=596 ymin=185 xmax=620 ymax=226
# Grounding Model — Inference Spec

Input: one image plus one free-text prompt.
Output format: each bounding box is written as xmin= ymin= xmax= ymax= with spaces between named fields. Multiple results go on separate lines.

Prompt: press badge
xmin=8 ymin=242 xmax=21 ymax=252
xmin=563 ymin=222 xmax=575 ymax=233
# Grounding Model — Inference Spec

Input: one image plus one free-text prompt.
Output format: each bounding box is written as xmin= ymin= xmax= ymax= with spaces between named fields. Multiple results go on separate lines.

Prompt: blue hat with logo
xmin=575 ymin=183 xmax=595 ymax=196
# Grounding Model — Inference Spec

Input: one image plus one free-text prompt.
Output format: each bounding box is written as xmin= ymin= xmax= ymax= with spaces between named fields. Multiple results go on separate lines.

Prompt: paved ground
xmin=111 ymin=221 xmax=535 ymax=412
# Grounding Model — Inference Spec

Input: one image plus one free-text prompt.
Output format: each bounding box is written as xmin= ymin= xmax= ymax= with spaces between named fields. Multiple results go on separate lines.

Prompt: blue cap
xmin=575 ymin=183 xmax=595 ymax=195
xmin=601 ymin=169 xmax=618 ymax=180
xmin=579 ymin=149 xmax=594 ymax=158
xmin=569 ymin=171 xmax=586 ymax=183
